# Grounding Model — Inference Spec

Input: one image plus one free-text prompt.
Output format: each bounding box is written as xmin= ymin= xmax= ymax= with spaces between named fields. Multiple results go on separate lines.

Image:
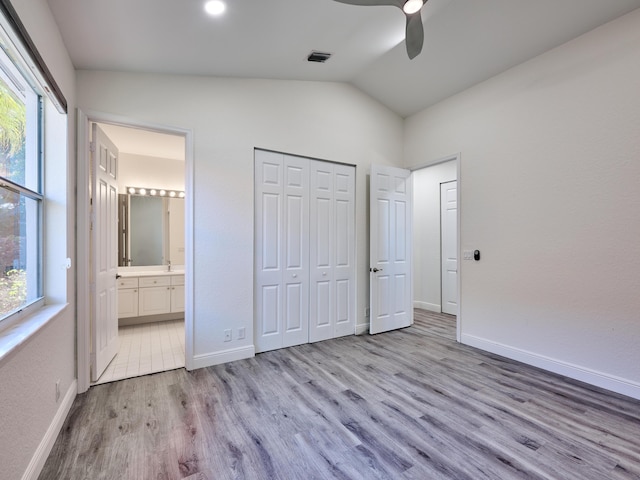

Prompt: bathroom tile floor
xmin=93 ymin=319 xmax=185 ymax=385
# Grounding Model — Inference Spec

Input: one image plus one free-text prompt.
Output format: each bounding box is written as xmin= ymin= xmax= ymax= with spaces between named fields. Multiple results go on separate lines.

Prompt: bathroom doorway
xmin=76 ymin=111 xmax=193 ymax=392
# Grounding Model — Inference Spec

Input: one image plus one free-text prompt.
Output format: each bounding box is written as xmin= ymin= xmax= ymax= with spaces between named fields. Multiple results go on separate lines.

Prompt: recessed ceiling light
xmin=204 ymin=0 xmax=226 ymax=16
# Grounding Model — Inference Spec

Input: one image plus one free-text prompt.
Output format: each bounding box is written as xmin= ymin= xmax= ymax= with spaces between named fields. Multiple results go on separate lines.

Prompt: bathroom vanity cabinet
xmin=117 ymin=273 xmax=184 ymax=324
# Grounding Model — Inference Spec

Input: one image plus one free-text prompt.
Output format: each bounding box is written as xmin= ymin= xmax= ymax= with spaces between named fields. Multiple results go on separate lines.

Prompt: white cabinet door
xmin=370 ymin=165 xmax=413 ymax=334
xmin=118 ymin=288 xmax=139 ymax=318
xmin=255 ymin=151 xmax=309 ymax=353
xmin=171 ymin=285 xmax=185 ymax=313
xmin=139 ymin=285 xmax=172 ymax=316
xmin=441 ymin=181 xmax=458 ymax=315
xmin=309 ymin=161 xmax=355 ymax=342
xmin=91 ymin=124 xmax=120 ymax=381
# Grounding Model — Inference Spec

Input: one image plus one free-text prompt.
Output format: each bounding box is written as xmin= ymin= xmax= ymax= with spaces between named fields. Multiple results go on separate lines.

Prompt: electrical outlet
xmin=55 ymin=380 xmax=61 ymax=402
xmin=237 ymin=327 xmax=246 ymax=340
xmin=224 ymin=329 xmax=232 ymax=342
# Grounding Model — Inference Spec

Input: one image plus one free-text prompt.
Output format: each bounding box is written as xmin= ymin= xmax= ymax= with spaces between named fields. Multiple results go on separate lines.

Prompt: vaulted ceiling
xmin=48 ymin=0 xmax=640 ymax=117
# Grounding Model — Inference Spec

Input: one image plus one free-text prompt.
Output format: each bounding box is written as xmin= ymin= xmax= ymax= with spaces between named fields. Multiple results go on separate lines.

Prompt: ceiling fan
xmin=333 ymin=0 xmax=428 ymax=59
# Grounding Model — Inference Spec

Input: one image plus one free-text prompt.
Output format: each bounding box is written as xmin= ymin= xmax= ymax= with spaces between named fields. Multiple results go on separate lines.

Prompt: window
xmin=0 ymin=31 xmax=43 ymax=322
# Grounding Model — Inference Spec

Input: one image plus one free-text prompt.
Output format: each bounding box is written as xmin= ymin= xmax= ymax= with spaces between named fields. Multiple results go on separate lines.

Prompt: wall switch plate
xmin=224 ymin=329 xmax=232 ymax=342
xmin=364 ymin=307 xmax=370 ymax=317
xmin=237 ymin=327 xmax=246 ymax=340
xmin=463 ymin=250 xmax=473 ymax=260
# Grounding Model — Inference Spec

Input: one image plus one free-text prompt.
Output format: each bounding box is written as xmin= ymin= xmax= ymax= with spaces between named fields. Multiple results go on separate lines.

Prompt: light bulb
xmin=169 ymin=191 xmax=176 ymax=197
xmin=403 ymin=0 xmax=423 ymax=14
xmin=150 ymin=189 xmax=157 ymax=196
xmin=139 ymin=188 xmax=146 ymax=195
xmin=159 ymin=190 xmax=166 ymax=196
xmin=178 ymin=192 xmax=185 ymax=198
xmin=128 ymin=187 xmax=135 ymax=194
xmin=204 ymin=0 xmax=225 ymax=16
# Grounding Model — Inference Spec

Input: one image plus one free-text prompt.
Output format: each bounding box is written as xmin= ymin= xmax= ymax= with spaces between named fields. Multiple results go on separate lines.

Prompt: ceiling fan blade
xmin=405 ymin=12 xmax=424 ymax=59
xmin=333 ymin=0 xmax=404 ymax=8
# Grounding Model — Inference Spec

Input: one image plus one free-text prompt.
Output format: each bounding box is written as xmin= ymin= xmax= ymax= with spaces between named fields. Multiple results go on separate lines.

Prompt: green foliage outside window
xmin=0 ymin=76 xmax=27 ymax=318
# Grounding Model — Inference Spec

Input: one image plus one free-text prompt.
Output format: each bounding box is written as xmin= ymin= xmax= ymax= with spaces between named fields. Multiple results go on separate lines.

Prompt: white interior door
xmin=255 ymin=151 xmax=309 ymax=352
xmin=91 ymin=124 xmax=120 ymax=381
xmin=441 ymin=181 xmax=458 ymax=315
xmin=309 ymin=161 xmax=355 ymax=342
xmin=370 ymin=165 xmax=413 ymax=334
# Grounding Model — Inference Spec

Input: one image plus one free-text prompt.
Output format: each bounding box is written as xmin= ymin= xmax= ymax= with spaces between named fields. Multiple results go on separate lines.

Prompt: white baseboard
xmin=355 ymin=323 xmax=369 ymax=335
xmin=191 ymin=345 xmax=255 ymax=370
xmin=461 ymin=334 xmax=640 ymax=401
xmin=413 ymin=301 xmax=440 ymax=312
xmin=22 ymin=379 xmax=77 ymax=480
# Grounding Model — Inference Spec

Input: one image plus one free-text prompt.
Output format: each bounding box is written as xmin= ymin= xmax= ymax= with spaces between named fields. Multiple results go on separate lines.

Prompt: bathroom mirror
xmin=118 ymin=194 xmax=185 ymax=267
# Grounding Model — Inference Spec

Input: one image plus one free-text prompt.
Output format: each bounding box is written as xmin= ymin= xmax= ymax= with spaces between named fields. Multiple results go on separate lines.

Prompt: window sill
xmin=0 ymin=303 xmax=68 ymax=364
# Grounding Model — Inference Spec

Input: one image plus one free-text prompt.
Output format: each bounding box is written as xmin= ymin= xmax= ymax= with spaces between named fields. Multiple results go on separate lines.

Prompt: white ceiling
xmin=49 ymin=0 xmax=640 ymax=117
xmin=97 ymin=123 xmax=185 ymax=161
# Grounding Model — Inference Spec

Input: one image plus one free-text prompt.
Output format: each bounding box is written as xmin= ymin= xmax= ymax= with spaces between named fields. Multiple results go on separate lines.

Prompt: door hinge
xmin=89 ymin=141 xmax=96 ymax=153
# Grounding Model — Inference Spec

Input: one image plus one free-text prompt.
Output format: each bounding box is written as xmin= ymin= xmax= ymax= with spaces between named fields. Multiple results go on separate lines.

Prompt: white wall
xmin=404 ymin=9 xmax=640 ymax=399
xmin=0 ymin=0 xmax=76 ymax=479
xmin=118 ymin=152 xmax=185 ymax=193
xmin=412 ymin=161 xmax=457 ymax=312
xmin=77 ymin=71 xmax=404 ymax=366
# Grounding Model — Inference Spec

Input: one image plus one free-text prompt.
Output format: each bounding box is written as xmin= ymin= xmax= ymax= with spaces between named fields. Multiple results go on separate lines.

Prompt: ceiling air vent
xmin=307 ymin=51 xmax=332 ymax=63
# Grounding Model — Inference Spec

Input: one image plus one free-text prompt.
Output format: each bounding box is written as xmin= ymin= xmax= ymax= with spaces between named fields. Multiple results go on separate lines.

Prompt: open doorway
xmin=411 ymin=156 xmax=459 ymax=336
xmin=76 ymin=112 xmax=193 ymax=393
xmin=92 ymin=123 xmax=186 ymax=384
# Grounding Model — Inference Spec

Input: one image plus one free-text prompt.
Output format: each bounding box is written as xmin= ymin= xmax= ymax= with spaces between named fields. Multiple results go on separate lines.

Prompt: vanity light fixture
xmin=127 ymin=186 xmax=185 ymax=198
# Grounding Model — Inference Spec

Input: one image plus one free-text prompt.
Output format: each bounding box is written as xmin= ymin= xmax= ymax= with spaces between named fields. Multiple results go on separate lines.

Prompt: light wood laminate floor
xmin=40 ymin=310 xmax=640 ymax=479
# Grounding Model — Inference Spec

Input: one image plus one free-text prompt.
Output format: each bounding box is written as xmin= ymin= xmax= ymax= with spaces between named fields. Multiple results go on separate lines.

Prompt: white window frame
xmin=0 ymin=3 xmax=69 ymax=362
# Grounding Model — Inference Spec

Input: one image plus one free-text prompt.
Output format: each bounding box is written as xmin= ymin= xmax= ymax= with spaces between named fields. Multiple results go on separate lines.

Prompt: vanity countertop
xmin=118 ymin=270 xmax=185 ymax=278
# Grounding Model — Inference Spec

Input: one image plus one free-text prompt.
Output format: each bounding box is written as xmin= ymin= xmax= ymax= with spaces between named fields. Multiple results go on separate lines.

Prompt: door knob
xmin=370 ymin=267 xmax=383 ymax=273
xmin=115 ymin=274 xmax=121 ymax=279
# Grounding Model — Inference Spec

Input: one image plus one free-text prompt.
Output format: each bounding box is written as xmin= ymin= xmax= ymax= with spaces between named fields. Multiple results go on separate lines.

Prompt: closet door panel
xmin=261 ymin=285 xmax=280 ymax=336
xmin=282 ymin=155 xmax=309 ymax=348
xmin=333 ymin=164 xmax=356 ymax=338
xmin=309 ymin=161 xmax=334 ymax=342
xmin=310 ymin=161 xmax=355 ymax=342
xmin=255 ymin=151 xmax=285 ymax=352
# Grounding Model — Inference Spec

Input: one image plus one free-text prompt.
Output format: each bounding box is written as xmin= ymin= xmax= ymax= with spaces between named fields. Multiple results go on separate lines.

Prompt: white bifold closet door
xmin=309 ymin=161 xmax=356 ymax=342
xmin=255 ymin=150 xmax=355 ymax=353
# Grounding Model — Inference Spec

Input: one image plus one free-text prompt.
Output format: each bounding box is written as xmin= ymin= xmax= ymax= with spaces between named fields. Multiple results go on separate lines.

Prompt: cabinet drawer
xmin=171 ymin=275 xmax=185 ymax=286
xmin=139 ymin=276 xmax=171 ymax=287
xmin=118 ymin=277 xmax=138 ymax=289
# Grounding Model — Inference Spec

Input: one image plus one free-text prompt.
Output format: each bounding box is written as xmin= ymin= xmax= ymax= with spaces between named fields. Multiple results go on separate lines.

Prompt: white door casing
xmin=255 ymin=151 xmax=309 ymax=352
xmin=91 ymin=124 xmax=120 ymax=381
xmin=370 ymin=165 xmax=413 ymax=334
xmin=441 ymin=181 xmax=458 ymax=315
xmin=309 ymin=161 xmax=356 ymax=342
